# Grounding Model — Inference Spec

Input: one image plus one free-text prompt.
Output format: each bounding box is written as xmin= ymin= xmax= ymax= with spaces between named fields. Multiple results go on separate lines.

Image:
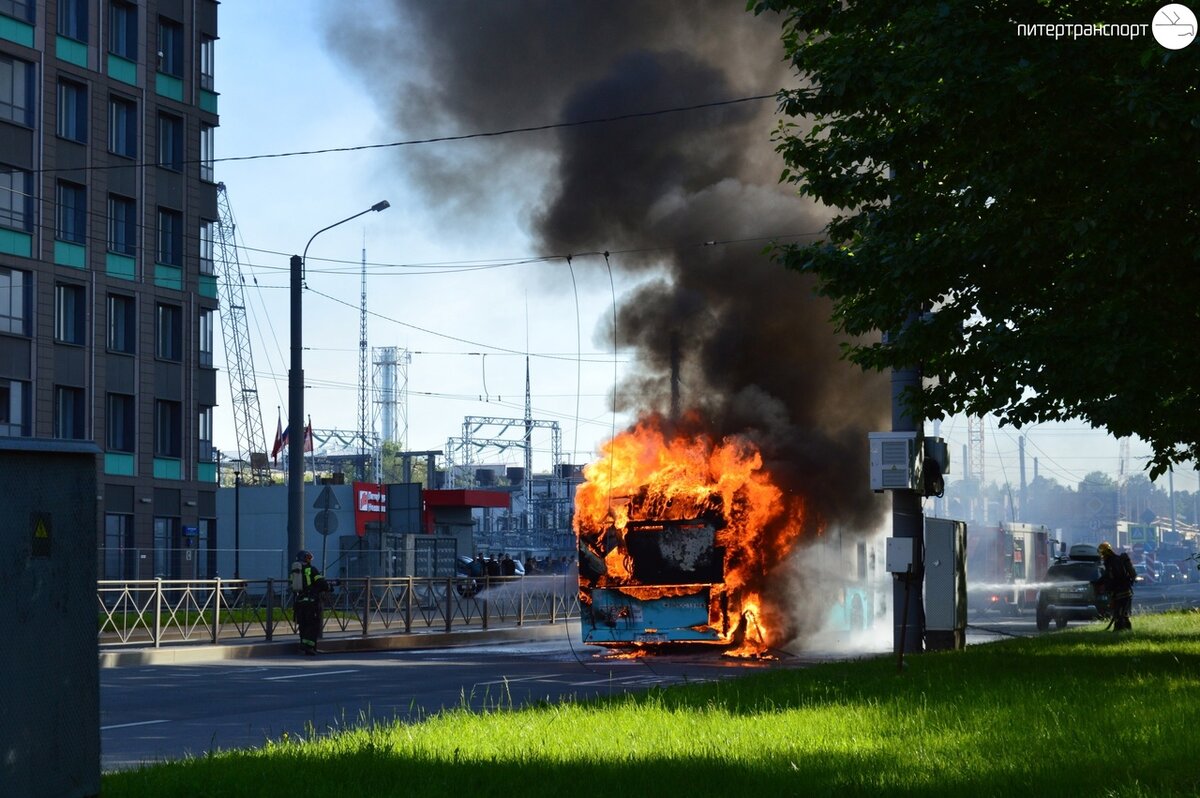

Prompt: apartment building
xmin=0 ymin=0 xmax=220 ymax=578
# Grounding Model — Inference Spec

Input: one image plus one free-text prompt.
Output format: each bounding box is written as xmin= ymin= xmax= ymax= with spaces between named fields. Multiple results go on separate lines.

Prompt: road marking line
xmin=473 ymin=673 xmax=567 ymax=686
xmin=101 ymin=719 xmax=171 ymax=731
xmin=565 ymin=675 xmax=654 ymax=686
xmin=265 ymin=669 xmax=359 ymax=681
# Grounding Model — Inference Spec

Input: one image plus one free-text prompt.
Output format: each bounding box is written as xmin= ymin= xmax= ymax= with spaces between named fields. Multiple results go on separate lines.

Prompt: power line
xmin=240 ymin=231 xmax=825 ymax=274
xmin=29 ymin=93 xmax=779 ymax=177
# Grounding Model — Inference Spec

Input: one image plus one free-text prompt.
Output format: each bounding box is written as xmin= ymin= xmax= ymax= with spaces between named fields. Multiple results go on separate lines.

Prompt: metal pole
xmin=287 ymin=253 xmax=305 ymax=565
xmin=287 ymin=201 xmax=390 ymax=565
xmin=1019 ymin=435 xmax=1027 ymax=522
xmin=1169 ymin=469 xmax=1177 ymax=537
xmin=234 ymin=470 xmax=241 ymax=579
xmin=892 ymin=324 xmax=924 ymax=656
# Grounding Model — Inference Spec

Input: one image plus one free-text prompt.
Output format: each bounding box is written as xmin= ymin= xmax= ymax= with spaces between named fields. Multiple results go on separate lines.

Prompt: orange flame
xmin=575 ymin=413 xmax=806 ymax=654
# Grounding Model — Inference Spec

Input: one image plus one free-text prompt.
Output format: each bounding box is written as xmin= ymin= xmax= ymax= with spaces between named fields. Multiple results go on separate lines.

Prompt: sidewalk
xmin=98 ymin=620 xmax=582 ymax=667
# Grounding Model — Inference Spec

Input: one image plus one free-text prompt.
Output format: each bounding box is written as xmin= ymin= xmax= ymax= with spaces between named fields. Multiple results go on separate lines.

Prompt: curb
xmin=99 ymin=621 xmax=582 ymax=668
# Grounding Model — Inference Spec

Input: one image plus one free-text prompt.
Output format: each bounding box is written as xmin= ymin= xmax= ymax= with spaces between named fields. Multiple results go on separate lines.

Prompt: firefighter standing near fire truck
xmin=291 ymin=550 xmax=331 ymax=655
xmin=1095 ymin=541 xmax=1136 ymax=632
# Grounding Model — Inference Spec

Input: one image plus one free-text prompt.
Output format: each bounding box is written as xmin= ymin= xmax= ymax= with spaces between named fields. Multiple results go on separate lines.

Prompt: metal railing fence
xmin=97 ymin=574 xmax=580 ymax=649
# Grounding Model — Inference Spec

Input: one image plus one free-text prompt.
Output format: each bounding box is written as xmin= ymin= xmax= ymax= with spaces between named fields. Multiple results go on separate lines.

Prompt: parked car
xmin=453 ymin=555 xmax=526 ymax=597
xmin=1036 ymin=557 xmax=1108 ymax=631
xmin=1158 ymin=563 xmax=1184 ymax=585
xmin=455 ymin=555 xmax=483 ymax=597
xmin=1135 ymin=563 xmax=1158 ymax=584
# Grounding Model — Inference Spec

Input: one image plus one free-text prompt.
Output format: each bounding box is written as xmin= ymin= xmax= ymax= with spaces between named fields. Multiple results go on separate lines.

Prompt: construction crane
xmin=215 ymin=183 xmax=269 ymax=483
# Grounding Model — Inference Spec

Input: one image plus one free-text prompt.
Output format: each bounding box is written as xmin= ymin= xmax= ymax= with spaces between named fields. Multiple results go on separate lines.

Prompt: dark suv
xmin=1036 ymin=558 xmax=1109 ymax=631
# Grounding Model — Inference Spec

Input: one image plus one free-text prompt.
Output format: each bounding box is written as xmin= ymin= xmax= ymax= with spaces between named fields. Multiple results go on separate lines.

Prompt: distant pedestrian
xmin=291 ymin=550 xmax=331 ymax=655
xmin=485 ymin=556 xmax=501 ymax=578
xmin=1095 ymin=541 xmax=1136 ymax=631
xmin=501 ymin=554 xmax=517 ymax=577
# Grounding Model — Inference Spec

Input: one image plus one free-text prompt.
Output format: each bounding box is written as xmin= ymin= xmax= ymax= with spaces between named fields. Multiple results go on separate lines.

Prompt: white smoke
xmin=774 ymin=524 xmax=893 ymax=657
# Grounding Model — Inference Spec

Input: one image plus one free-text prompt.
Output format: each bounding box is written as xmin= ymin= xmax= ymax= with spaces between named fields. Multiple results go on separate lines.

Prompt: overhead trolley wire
xmin=27 ymin=93 xmax=780 ymax=177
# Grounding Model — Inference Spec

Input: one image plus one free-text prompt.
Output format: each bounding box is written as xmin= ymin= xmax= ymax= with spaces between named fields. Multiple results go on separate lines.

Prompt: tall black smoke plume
xmin=328 ymin=1 xmax=889 ymax=540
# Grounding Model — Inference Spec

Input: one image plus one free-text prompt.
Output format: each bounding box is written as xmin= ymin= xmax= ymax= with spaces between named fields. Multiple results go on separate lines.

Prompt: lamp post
xmin=234 ymin=467 xmax=241 ymax=579
xmin=287 ymin=200 xmax=390 ymax=565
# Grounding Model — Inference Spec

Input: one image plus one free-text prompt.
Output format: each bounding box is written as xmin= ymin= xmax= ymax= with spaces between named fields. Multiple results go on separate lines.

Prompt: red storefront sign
xmin=353 ymin=481 xmax=386 ymax=537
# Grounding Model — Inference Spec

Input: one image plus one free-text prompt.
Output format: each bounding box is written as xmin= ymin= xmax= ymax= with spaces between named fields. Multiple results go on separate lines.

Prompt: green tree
xmin=378 ymin=441 xmax=430 ymax=486
xmin=1081 ymin=471 xmax=1116 ymax=491
xmin=752 ymin=1 xmax=1199 ymax=476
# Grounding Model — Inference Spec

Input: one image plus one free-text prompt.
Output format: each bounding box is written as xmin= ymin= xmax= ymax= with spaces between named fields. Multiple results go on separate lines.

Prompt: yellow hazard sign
xmin=31 ymin=512 xmax=51 ymax=557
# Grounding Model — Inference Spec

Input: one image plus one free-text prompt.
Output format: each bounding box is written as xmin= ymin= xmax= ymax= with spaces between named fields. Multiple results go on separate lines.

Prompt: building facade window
xmin=198 ymin=307 xmax=214 ymax=367
xmin=157 ymin=207 xmax=182 ymax=266
xmin=0 ymin=0 xmax=35 ymax=23
xmin=56 ymin=181 xmax=87 ymax=243
xmin=0 ymin=167 xmax=33 ymax=231
xmin=156 ymin=302 xmax=182 ymax=361
xmin=57 ymin=0 xmax=87 ymax=42
xmin=152 ymin=516 xmax=178 ymax=578
xmin=109 ymin=96 xmax=137 ymax=158
xmin=54 ymin=385 xmax=86 ymax=439
xmin=197 ymin=405 xmax=212 ymax=461
xmin=107 ymin=293 xmax=135 ymax=353
xmin=0 ymin=54 xmax=35 ymax=127
xmin=199 ymin=36 xmax=215 ymax=91
xmin=103 ymin=513 xmax=133 ymax=580
xmin=154 ymin=399 xmax=181 ymax=458
xmin=107 ymin=194 xmax=135 ymax=254
xmin=106 ymin=392 xmax=134 ymax=451
xmin=56 ymin=79 xmax=88 ymax=142
xmin=199 ymin=124 xmax=214 ymax=182
xmin=55 ymin=282 xmax=86 ymax=344
xmin=0 ymin=266 xmax=31 ymax=335
xmin=0 ymin=378 xmax=31 ymax=437
xmin=158 ymin=18 xmax=183 ymax=77
xmin=199 ymin=219 xmax=215 ymax=275
xmin=157 ymin=113 xmax=183 ymax=171
xmin=109 ymin=1 xmax=137 ymax=60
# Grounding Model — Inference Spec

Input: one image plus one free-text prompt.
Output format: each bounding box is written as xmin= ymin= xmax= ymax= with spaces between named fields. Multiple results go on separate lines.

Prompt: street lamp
xmin=234 ymin=466 xmax=241 ymax=579
xmin=287 ymin=200 xmax=390 ymax=565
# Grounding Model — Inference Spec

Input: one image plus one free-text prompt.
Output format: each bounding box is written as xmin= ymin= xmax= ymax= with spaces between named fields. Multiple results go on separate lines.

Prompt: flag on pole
xmin=304 ymin=416 xmax=314 ymax=453
xmin=270 ymin=412 xmax=284 ymax=464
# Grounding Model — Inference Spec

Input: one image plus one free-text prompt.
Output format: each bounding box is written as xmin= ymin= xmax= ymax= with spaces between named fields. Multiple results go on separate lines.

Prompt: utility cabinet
xmin=0 ymin=439 xmax=101 ymax=797
xmin=925 ymin=517 xmax=968 ymax=651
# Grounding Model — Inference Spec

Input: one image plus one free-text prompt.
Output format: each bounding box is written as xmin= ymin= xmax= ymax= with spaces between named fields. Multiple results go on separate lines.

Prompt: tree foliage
xmin=752 ymin=1 xmax=1199 ymax=476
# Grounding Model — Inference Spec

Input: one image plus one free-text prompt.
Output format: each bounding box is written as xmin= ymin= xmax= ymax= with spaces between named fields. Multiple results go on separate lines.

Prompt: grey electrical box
xmin=925 ymin=517 xmax=967 ymax=651
xmin=885 ymin=537 xmax=914 ymax=573
xmin=924 ymin=436 xmax=950 ymax=474
xmin=0 ymin=439 xmax=101 ymax=797
xmin=869 ymin=431 xmax=922 ymax=492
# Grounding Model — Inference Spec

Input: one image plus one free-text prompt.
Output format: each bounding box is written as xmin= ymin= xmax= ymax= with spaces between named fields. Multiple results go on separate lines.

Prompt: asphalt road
xmin=101 ymin=584 xmax=1198 ymax=772
xmin=101 ymin=638 xmax=817 ymax=772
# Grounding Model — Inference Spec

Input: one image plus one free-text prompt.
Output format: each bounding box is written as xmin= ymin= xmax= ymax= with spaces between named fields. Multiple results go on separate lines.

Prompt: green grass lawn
xmin=103 ymin=611 xmax=1200 ymax=797
xmin=98 ymin=606 xmax=292 ymax=633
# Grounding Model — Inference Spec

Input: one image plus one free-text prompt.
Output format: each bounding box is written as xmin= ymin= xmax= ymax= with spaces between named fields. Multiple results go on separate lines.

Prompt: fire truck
xmin=966 ymin=522 xmax=1059 ymax=615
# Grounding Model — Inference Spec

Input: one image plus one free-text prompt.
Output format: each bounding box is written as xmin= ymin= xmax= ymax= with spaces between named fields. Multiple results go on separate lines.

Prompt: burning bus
xmin=574 ymin=415 xmax=807 ymax=656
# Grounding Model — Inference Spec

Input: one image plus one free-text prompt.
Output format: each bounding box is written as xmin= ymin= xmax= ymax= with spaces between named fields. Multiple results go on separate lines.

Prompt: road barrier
xmin=97 ymin=574 xmax=580 ymax=649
